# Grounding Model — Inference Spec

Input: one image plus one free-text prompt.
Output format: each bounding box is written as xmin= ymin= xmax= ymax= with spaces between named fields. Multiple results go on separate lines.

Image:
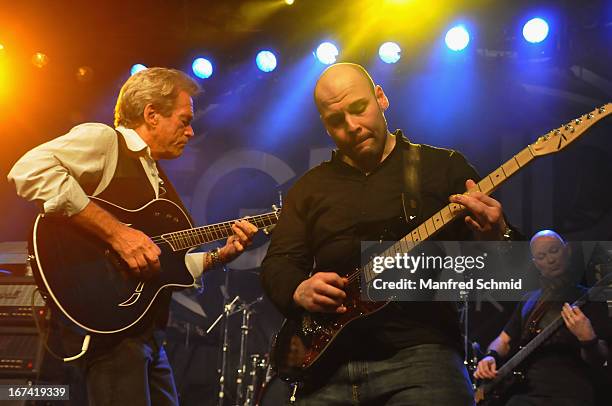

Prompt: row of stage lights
xmin=3 ymin=16 xmax=550 ymax=80
xmin=131 ymin=17 xmax=550 ymax=79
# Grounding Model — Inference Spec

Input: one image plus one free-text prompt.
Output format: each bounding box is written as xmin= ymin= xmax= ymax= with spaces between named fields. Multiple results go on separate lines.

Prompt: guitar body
xmin=272 ymin=273 xmax=388 ymax=381
xmin=30 ymin=197 xmax=196 ymax=334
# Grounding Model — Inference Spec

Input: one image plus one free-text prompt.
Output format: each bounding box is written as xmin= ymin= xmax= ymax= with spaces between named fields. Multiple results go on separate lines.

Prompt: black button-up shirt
xmin=262 ymin=131 xmax=480 ymax=353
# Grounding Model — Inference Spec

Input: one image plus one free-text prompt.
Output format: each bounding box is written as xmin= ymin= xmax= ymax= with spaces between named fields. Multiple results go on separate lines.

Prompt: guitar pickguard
xmin=118 ymin=281 xmax=145 ymax=307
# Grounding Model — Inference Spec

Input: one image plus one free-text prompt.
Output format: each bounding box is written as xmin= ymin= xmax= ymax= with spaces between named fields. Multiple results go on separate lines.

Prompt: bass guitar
xmin=474 ymin=273 xmax=612 ymax=405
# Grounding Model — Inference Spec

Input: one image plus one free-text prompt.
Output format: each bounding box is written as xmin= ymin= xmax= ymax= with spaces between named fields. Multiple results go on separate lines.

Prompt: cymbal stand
xmin=208 ymin=291 xmax=240 ymax=406
xmin=234 ymin=296 xmax=263 ymax=406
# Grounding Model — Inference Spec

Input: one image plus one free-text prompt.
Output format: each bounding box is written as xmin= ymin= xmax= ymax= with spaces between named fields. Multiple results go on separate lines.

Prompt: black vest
xmin=86 ymin=131 xmax=189 ymax=342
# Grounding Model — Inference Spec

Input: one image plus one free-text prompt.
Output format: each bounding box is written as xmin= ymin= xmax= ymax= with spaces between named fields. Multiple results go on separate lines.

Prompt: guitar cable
xmin=30 ymin=287 xmax=91 ymax=362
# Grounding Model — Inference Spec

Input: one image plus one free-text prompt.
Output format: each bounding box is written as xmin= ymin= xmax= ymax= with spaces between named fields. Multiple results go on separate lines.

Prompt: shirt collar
xmin=116 ymin=126 xmax=150 ymax=155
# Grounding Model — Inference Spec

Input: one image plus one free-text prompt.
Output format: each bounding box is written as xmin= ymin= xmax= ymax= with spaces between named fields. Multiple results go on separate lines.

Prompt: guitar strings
xmin=145 ymin=213 xmax=279 ymax=247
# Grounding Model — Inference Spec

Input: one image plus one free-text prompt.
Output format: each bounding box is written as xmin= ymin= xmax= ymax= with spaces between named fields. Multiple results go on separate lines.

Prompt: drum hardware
xmin=206 ymin=292 xmax=239 ymax=406
xmin=250 ymin=358 xmax=295 ymax=406
xmin=234 ymin=296 xmax=263 ymax=405
xmin=206 ymin=276 xmax=265 ymax=405
xmin=245 ymin=354 xmax=267 ymax=405
xmin=458 ymin=268 xmax=483 ymax=377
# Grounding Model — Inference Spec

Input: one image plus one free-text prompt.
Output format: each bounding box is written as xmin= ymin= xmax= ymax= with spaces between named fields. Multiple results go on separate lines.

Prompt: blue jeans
xmin=295 ymin=344 xmax=474 ymax=406
xmin=83 ymin=330 xmax=178 ymax=406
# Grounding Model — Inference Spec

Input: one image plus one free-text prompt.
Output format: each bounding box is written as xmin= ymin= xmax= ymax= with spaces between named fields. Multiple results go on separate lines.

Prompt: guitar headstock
xmin=529 ymin=103 xmax=611 ymax=157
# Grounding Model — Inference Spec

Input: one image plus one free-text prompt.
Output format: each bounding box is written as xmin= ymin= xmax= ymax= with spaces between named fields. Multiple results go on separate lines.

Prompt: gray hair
xmin=114 ymin=67 xmax=200 ymax=128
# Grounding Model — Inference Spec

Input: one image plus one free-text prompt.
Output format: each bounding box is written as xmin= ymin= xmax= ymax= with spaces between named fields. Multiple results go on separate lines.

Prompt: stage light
xmin=315 ymin=42 xmax=339 ymax=65
xmin=192 ymin=58 xmax=213 ymax=79
xmin=130 ymin=64 xmax=147 ymax=76
xmin=256 ymin=50 xmax=277 ymax=72
xmin=76 ymin=66 xmax=94 ymax=83
xmin=523 ymin=18 xmax=549 ymax=43
xmin=285 ymin=0 xmax=294 ymax=5
xmin=379 ymin=42 xmax=401 ymax=64
xmin=445 ymin=25 xmax=470 ymax=52
xmin=31 ymin=52 xmax=49 ymax=68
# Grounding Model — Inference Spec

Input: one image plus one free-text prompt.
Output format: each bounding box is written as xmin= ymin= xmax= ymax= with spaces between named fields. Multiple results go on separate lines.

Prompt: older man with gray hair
xmin=9 ymin=67 xmax=257 ymax=405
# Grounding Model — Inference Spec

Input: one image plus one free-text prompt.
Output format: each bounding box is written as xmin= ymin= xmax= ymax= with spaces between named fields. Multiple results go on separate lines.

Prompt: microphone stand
xmin=458 ymin=269 xmax=480 ymax=380
xmin=207 ymin=259 xmax=239 ymax=406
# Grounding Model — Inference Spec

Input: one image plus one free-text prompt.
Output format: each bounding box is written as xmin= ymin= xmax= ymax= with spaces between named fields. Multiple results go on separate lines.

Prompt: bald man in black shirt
xmin=262 ymin=63 xmax=513 ymax=405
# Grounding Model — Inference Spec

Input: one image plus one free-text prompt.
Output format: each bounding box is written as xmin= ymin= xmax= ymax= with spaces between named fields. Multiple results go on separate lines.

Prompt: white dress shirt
xmin=8 ymin=123 xmax=205 ymax=277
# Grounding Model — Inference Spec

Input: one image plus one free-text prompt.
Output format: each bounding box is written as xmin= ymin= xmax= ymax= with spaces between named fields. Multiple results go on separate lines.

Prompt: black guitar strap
xmin=401 ymin=135 xmax=422 ymax=228
xmin=156 ymin=163 xmax=194 ymax=225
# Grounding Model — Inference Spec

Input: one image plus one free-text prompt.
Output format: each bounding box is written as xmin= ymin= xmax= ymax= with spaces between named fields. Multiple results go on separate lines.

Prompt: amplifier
xmin=0 ymin=328 xmax=44 ymax=378
xmin=0 ymin=278 xmax=46 ymax=326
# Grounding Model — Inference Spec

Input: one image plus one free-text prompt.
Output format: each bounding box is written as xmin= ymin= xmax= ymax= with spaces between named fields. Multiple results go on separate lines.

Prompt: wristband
xmin=485 ymin=350 xmax=502 ymax=364
xmin=209 ymin=248 xmax=223 ymax=268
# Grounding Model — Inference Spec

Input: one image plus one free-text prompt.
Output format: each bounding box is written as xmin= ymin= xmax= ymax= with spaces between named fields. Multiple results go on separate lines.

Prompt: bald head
xmin=530 ymin=229 xmax=565 ymax=249
xmin=312 ymin=62 xmax=392 ymax=173
xmin=314 ymin=63 xmax=376 ymax=112
xmin=530 ymin=230 xmax=570 ymax=278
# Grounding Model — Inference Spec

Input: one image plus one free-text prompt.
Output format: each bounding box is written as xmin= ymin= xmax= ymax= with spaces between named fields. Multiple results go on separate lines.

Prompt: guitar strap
xmin=156 ymin=163 xmax=194 ymax=225
xmin=401 ymin=135 xmax=422 ymax=228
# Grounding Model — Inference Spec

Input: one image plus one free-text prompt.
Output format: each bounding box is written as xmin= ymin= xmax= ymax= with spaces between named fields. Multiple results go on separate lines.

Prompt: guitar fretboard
xmin=161 ymin=211 xmax=280 ymax=251
xmin=361 ymin=145 xmax=536 ymax=284
xmin=496 ymin=314 xmax=563 ymax=379
xmin=360 ymin=103 xmax=611 ymax=285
